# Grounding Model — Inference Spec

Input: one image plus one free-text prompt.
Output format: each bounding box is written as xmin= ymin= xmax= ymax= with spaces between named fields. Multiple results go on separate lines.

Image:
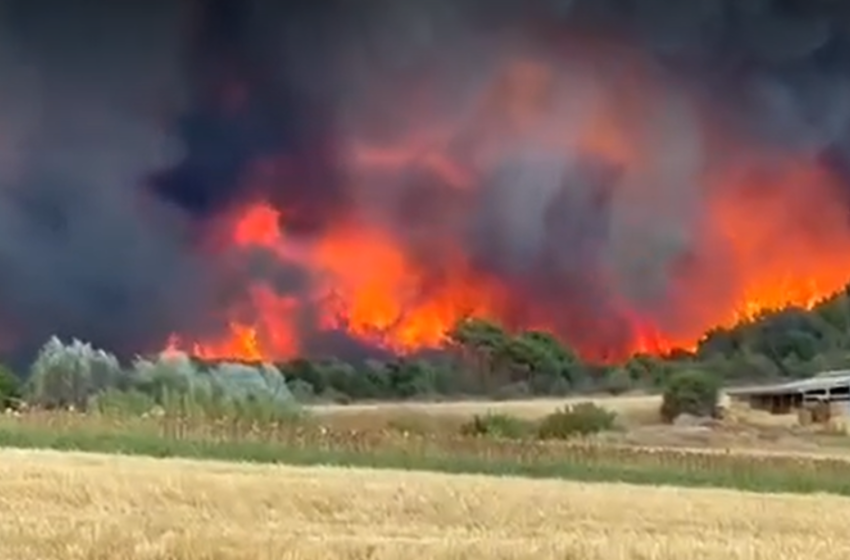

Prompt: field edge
xmin=3 ymin=423 xmax=850 ymax=497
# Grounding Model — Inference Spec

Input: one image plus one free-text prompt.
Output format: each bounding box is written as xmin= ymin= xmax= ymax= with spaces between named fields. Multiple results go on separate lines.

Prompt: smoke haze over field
xmin=2 ymin=0 xmax=850 ymax=362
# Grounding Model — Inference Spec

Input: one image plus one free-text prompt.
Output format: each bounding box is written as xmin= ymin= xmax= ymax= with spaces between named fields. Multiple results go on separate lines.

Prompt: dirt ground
xmin=310 ymin=394 xmax=850 ymax=456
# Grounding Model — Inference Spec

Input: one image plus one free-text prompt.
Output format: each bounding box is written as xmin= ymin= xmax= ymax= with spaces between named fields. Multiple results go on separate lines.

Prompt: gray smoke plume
xmin=0 ymin=0 xmax=849 ymax=361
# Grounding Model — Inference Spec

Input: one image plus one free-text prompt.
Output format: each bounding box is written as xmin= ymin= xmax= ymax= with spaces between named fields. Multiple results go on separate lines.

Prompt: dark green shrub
xmin=287 ymin=379 xmax=316 ymax=402
xmin=604 ymin=367 xmax=632 ymax=396
xmin=491 ymin=381 xmax=531 ymax=401
xmin=536 ymin=402 xmax=616 ymax=440
xmin=0 ymin=365 xmax=21 ymax=409
xmin=279 ymin=358 xmax=330 ymax=395
xmin=385 ymin=359 xmax=440 ymax=398
xmin=660 ymin=369 xmax=720 ymax=423
xmin=528 ymin=373 xmax=571 ymax=396
xmin=320 ymin=388 xmax=351 ymax=405
xmin=459 ymin=413 xmax=531 ymax=439
xmin=625 ymin=354 xmax=674 ymax=388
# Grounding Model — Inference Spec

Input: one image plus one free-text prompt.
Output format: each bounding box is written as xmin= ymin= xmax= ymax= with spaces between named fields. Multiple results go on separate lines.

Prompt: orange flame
xmin=165 ymin=54 xmax=850 ymax=363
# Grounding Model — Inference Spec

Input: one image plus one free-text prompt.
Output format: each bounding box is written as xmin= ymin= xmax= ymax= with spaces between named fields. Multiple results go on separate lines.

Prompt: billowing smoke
xmin=1 ymin=0 xmax=850 ymax=362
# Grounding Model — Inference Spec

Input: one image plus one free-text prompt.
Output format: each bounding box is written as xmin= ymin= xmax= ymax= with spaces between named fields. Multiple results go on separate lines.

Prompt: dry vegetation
xmin=6 ymin=393 xmax=850 ymax=497
xmin=3 ymin=448 xmax=850 ymax=560
xmin=309 ymin=394 xmax=850 ymax=455
xmin=309 ymin=394 xmax=661 ymax=419
xmin=301 ymin=396 xmax=850 ymax=490
xmin=310 ymin=394 xmax=662 ymax=436
xmin=4 ymin=395 xmax=850 ymax=558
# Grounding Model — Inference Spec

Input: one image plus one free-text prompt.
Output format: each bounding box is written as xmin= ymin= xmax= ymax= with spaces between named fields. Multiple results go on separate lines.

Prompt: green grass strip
xmin=1 ymin=425 xmax=849 ymax=496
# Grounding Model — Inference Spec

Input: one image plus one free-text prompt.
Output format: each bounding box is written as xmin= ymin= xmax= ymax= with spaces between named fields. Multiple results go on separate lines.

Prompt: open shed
xmin=726 ymin=369 xmax=850 ymax=416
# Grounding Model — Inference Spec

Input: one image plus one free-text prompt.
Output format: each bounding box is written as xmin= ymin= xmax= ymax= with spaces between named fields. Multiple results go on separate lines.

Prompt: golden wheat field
xmin=2 ymin=449 xmax=850 ymax=560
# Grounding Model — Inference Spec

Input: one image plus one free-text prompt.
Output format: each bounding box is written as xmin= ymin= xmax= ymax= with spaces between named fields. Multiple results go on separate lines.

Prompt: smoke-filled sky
xmin=2 ymin=0 xmax=850 ymax=362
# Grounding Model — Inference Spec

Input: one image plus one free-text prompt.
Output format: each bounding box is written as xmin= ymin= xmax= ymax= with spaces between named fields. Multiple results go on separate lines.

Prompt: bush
xmin=529 ymin=373 xmax=572 ymax=396
xmin=131 ymin=351 xmax=197 ymax=400
xmin=626 ymin=354 xmax=673 ymax=388
xmin=90 ymin=388 xmax=157 ymax=416
xmin=604 ymin=367 xmax=632 ymax=396
xmin=537 ymin=402 xmax=616 ymax=440
xmin=131 ymin=352 xmax=302 ymax=422
xmin=26 ymin=337 xmax=123 ymax=410
xmin=209 ymin=361 xmax=302 ymax=422
xmin=287 ymin=378 xmax=316 ymax=402
xmin=0 ymin=365 xmax=21 ymax=409
xmin=384 ymin=359 xmax=441 ymax=399
xmin=319 ymin=387 xmax=352 ymax=405
xmin=491 ymin=381 xmax=531 ymax=401
xmin=660 ymin=369 xmax=720 ymax=423
xmin=208 ymin=361 xmax=298 ymax=408
xmin=459 ymin=413 xmax=532 ymax=439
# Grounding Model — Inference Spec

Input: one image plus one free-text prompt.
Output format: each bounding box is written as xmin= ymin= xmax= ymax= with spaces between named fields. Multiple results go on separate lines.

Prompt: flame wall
xmin=2 ymin=0 xmax=850 ymax=363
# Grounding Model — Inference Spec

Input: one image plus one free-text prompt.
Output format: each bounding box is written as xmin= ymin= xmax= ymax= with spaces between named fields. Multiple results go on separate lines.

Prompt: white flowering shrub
xmin=90 ymin=387 xmax=157 ymax=417
xmin=208 ymin=361 xmax=296 ymax=406
xmin=131 ymin=350 xmax=199 ymax=397
xmin=27 ymin=336 xmax=123 ymax=410
xmin=130 ymin=351 xmax=301 ymax=420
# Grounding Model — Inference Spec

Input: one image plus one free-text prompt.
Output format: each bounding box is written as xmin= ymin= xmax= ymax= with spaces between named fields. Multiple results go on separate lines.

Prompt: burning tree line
xmin=9 ymin=0 xmax=850 ymax=372
xmin=2 ymin=282 xmax=850 ymax=413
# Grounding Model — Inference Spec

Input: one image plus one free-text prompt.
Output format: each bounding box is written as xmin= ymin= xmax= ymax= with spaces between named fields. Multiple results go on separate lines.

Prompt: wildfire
xmin=165 ymin=53 xmax=850 ymax=364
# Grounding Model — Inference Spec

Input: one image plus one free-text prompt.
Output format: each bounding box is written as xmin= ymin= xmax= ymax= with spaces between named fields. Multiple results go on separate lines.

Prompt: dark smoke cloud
xmin=1 ymin=0 xmax=850 ymax=361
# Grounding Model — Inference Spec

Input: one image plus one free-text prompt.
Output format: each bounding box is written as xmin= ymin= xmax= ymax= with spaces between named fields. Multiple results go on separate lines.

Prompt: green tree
xmin=0 ymin=365 xmax=21 ymax=409
xmin=448 ymin=317 xmax=509 ymax=352
xmin=383 ymin=359 xmax=440 ymax=399
xmin=505 ymin=331 xmax=582 ymax=394
xmin=816 ymin=293 xmax=850 ymax=333
xmin=280 ymin=358 xmax=329 ymax=395
xmin=604 ymin=367 xmax=631 ymax=396
xmin=318 ymin=359 xmax=375 ymax=399
xmin=624 ymin=353 xmax=672 ymax=387
xmin=449 ymin=319 xmax=585 ymax=396
xmin=660 ymin=369 xmax=720 ymax=423
xmin=26 ymin=337 xmax=122 ymax=410
xmin=447 ymin=318 xmax=510 ymax=391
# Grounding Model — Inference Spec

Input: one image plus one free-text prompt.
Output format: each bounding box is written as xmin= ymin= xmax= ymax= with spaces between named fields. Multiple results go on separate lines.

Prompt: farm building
xmin=726 ymin=370 xmax=850 ymax=419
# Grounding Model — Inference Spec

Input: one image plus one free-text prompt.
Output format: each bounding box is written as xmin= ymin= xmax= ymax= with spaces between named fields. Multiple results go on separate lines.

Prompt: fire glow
xmin=165 ymin=51 xmax=850 ymax=364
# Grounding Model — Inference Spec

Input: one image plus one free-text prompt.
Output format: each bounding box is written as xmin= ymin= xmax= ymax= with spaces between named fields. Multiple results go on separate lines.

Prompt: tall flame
xmin=166 ymin=54 xmax=850 ymax=363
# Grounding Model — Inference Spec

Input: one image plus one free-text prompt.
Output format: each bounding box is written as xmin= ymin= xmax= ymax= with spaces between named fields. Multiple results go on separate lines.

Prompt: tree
xmin=26 ymin=337 xmax=123 ymax=410
xmin=447 ymin=318 xmax=587 ymax=395
xmin=383 ymin=359 xmax=443 ymax=398
xmin=503 ymin=331 xmax=582 ymax=394
xmin=624 ymin=353 xmax=672 ymax=388
xmin=660 ymin=369 xmax=720 ymax=423
xmin=604 ymin=367 xmax=631 ymax=396
xmin=317 ymin=358 xmax=373 ymax=399
xmin=816 ymin=293 xmax=850 ymax=333
xmin=447 ymin=318 xmax=509 ymax=352
xmin=280 ymin=358 xmax=329 ymax=395
xmin=447 ymin=318 xmax=510 ymax=391
xmin=0 ymin=365 xmax=21 ymax=409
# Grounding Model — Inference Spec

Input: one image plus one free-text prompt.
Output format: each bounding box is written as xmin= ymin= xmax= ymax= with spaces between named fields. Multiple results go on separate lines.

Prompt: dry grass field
xmin=2 ymin=448 xmax=850 ymax=560
xmin=308 ymin=393 xmax=850 ymax=455
xmin=309 ymin=394 xmax=660 ymax=420
xmin=309 ymin=394 xmax=663 ymax=434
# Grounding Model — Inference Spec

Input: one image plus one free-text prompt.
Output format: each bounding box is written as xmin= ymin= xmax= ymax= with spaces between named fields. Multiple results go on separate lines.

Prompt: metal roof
xmin=726 ymin=370 xmax=850 ymax=397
